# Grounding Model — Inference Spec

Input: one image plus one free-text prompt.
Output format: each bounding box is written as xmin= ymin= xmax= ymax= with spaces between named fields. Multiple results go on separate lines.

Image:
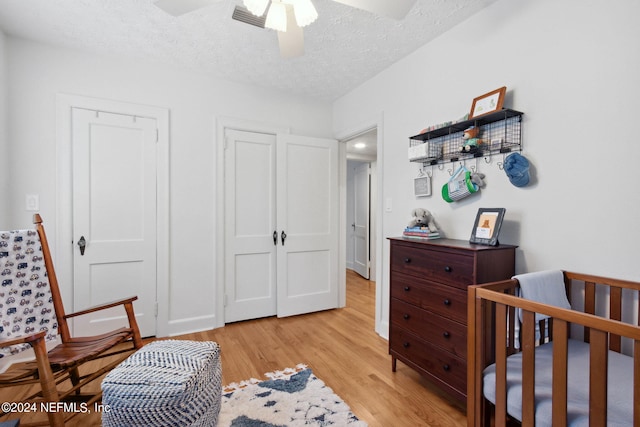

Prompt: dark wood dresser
xmin=388 ymin=237 xmax=516 ymax=401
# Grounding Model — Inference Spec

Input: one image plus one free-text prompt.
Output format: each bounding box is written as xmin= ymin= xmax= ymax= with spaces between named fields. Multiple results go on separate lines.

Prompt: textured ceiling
xmin=0 ymin=0 xmax=498 ymax=101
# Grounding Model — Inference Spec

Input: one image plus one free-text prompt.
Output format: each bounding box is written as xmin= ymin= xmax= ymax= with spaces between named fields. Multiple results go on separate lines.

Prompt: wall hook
xmin=469 ymin=158 xmax=478 ymax=174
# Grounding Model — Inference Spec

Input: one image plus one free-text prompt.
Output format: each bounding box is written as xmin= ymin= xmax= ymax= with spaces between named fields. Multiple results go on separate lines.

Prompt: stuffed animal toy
xmin=460 ymin=126 xmax=483 ymax=153
xmin=470 ymin=171 xmax=486 ymax=188
xmin=407 ymin=208 xmax=438 ymax=232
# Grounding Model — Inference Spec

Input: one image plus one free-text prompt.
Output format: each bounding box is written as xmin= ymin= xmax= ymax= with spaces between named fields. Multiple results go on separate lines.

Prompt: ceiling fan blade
xmin=277 ymin=5 xmax=304 ymax=58
xmin=154 ymin=0 xmax=221 ymax=16
xmin=332 ymin=0 xmax=417 ymax=20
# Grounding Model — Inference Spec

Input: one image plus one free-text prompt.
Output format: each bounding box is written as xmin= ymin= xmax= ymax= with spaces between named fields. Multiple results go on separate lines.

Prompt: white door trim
xmin=55 ymin=94 xmax=170 ymax=337
xmin=335 ymin=113 xmax=386 ymax=338
xmin=214 ymin=116 xmax=290 ymax=328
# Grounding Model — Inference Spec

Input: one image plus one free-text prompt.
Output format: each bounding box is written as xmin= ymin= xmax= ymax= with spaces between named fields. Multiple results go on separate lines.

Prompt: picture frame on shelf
xmin=469 ymin=86 xmax=506 ymax=119
xmin=469 ymin=208 xmax=506 ymax=246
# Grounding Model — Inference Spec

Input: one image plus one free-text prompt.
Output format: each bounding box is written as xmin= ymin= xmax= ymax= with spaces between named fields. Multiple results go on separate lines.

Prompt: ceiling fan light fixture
xmin=291 ymin=0 xmax=318 ymax=27
xmin=265 ymin=1 xmax=288 ymax=32
xmin=243 ymin=0 xmax=270 ymax=17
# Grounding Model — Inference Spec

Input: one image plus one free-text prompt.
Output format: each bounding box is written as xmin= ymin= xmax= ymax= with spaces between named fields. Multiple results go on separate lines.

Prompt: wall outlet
xmin=25 ymin=194 xmax=39 ymax=211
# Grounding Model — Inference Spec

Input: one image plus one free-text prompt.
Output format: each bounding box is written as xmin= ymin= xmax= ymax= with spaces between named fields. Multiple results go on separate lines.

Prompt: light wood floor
xmin=1 ymin=270 xmax=467 ymax=426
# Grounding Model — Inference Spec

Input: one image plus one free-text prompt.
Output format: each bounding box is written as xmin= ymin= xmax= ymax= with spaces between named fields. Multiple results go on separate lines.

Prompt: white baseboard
xmin=166 ymin=314 xmax=219 ymax=337
xmin=377 ymin=319 xmax=389 ymax=340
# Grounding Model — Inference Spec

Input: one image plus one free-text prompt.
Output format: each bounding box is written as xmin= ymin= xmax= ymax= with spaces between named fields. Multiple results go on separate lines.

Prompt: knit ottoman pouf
xmin=101 ymin=340 xmax=221 ymax=427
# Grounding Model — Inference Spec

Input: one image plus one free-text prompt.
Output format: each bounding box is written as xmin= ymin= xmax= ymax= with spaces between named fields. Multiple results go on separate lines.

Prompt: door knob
xmin=273 ymin=230 xmax=278 ymax=246
xmin=281 ymin=230 xmax=287 ymax=246
xmin=77 ymin=236 xmax=86 ymax=256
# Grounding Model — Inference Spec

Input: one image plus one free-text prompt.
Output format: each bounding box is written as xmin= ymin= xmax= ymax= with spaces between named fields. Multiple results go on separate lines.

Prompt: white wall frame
xmin=55 ymin=94 xmax=170 ymax=337
xmin=335 ymin=112 xmax=386 ymax=338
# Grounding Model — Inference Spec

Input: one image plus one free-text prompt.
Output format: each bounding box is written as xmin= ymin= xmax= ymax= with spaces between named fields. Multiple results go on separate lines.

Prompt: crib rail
xmin=467 ymin=271 xmax=640 ymax=427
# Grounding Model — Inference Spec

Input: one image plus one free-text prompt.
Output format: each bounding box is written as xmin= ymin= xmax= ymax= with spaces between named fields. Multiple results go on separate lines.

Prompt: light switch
xmin=385 ymin=197 xmax=392 ymax=212
xmin=25 ymin=194 xmax=39 ymax=211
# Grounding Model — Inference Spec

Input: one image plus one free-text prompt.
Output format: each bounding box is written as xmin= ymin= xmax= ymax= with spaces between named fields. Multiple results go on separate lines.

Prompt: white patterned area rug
xmin=218 ymin=364 xmax=368 ymax=427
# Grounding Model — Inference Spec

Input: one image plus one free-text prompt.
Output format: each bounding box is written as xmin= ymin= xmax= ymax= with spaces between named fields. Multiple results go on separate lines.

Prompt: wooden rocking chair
xmin=0 ymin=214 xmax=143 ymax=426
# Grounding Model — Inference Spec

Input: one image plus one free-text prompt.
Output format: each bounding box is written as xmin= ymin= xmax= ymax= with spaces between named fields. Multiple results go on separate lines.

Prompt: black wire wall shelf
xmin=408 ymin=109 xmax=524 ymax=166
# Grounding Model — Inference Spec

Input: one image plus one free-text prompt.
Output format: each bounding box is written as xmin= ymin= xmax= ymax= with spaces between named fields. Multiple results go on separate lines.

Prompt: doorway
xmin=344 ymin=129 xmax=377 ymax=283
xmin=55 ymin=94 xmax=170 ymax=338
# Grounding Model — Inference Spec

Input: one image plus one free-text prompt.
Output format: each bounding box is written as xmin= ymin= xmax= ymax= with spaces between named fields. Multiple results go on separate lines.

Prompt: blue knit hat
xmin=504 ymin=152 xmax=530 ymax=187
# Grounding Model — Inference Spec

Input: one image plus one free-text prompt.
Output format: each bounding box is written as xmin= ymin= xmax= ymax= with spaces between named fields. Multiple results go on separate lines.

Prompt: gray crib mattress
xmin=483 ymin=338 xmax=633 ymax=426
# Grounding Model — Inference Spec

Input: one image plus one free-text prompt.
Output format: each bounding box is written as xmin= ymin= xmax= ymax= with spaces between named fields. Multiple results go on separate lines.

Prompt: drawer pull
xmin=443 ymin=364 xmax=450 ymax=371
xmin=403 ymin=342 xmax=410 ymax=348
xmin=403 ymin=314 xmax=410 ymax=320
xmin=404 ymin=258 xmax=411 ymax=263
xmin=444 ymin=266 xmax=452 ymax=272
xmin=442 ymin=331 xmax=450 ymax=338
xmin=404 ymin=286 xmax=411 ymax=292
xmin=443 ymin=299 xmax=451 ymax=306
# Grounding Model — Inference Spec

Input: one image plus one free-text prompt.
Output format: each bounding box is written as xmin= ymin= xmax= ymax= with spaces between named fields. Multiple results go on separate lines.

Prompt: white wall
xmin=333 ymin=0 xmax=640 ymax=337
xmin=0 ymin=30 xmax=7 ymax=223
xmin=5 ymin=38 xmax=332 ymax=335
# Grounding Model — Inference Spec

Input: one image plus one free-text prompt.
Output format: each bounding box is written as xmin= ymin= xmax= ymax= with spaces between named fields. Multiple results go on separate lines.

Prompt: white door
xmin=353 ymin=162 xmax=370 ymax=279
xmin=72 ymin=108 xmax=157 ymax=337
xmin=224 ymin=130 xmax=339 ymax=321
xmin=276 ymin=133 xmax=339 ymax=317
xmin=224 ymin=130 xmax=277 ymax=322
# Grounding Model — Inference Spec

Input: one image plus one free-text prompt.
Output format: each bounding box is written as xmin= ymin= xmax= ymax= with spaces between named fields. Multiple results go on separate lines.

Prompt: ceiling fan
xmin=154 ymin=0 xmax=417 ymax=58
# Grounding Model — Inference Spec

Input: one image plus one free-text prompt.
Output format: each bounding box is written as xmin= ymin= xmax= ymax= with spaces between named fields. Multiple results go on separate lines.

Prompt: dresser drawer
xmin=390 ymin=272 xmax=467 ymax=324
xmin=390 ymin=243 xmax=473 ymax=288
xmin=390 ymin=328 xmax=466 ymax=393
xmin=390 ymin=298 xmax=466 ymax=358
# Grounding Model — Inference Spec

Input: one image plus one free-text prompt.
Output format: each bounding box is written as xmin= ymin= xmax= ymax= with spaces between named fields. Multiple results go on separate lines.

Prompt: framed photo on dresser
xmin=469 ymin=208 xmax=505 ymax=246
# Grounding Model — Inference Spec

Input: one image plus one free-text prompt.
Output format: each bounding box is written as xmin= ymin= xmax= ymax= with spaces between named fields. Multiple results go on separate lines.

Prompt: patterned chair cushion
xmin=101 ymin=340 xmax=222 ymax=427
xmin=0 ymin=229 xmax=59 ymax=360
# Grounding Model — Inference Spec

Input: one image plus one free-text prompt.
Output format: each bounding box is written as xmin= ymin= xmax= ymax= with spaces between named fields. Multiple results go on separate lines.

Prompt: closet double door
xmin=224 ymin=129 xmax=339 ymax=323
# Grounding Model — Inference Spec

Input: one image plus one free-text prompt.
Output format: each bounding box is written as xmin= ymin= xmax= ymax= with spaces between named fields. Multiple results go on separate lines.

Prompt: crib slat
xmin=609 ymin=286 xmax=622 ymax=352
xmin=635 ymin=339 xmax=640 ymax=427
xmin=552 ymin=319 xmax=568 ymax=427
xmin=638 ymin=289 xmax=640 ymax=327
xmin=584 ymin=281 xmax=596 ymax=343
xmin=589 ymin=329 xmax=608 ymax=427
xmin=521 ymin=310 xmax=536 ymax=425
xmin=564 ymin=275 xmax=573 ymax=340
xmin=495 ymin=303 xmax=508 ymax=427
xmin=507 ymin=303 xmax=516 ymax=354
